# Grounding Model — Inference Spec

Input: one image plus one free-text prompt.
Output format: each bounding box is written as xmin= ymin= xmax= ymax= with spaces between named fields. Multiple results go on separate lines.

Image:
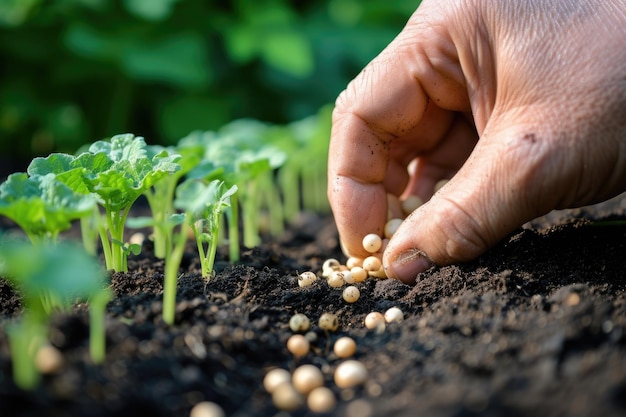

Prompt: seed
xmin=346 ymin=257 xmax=363 ymax=269
xmin=289 ymin=313 xmax=310 ymax=333
xmin=362 ymin=255 xmax=382 ymax=272
xmin=342 ymin=286 xmax=360 ymax=303
xmin=263 ymin=368 xmax=291 ymax=393
xmin=292 ymin=364 xmax=324 ymax=395
xmin=384 ymin=306 xmax=404 ymax=323
xmin=362 ymin=233 xmax=382 ymax=253
xmin=298 ymin=271 xmax=317 ymax=287
xmin=272 ymin=382 xmax=304 ymax=411
xmin=327 ymin=271 xmax=345 ymax=288
xmin=400 ymin=195 xmax=423 ymax=215
xmin=334 ymin=360 xmax=368 ymax=388
xmin=350 ymin=267 xmax=368 ymax=283
xmin=287 ymin=334 xmax=310 ymax=357
xmin=333 ymin=336 xmax=357 ymax=358
xmin=35 ymin=344 xmax=64 ymax=374
xmin=189 ymin=401 xmax=226 ymax=417
xmin=129 ymin=232 xmax=145 ymax=246
xmin=322 ymin=258 xmax=341 ymax=277
xmin=319 ymin=313 xmax=339 ymax=332
xmin=307 ymin=386 xmax=336 ymax=413
xmin=384 ymin=218 xmax=403 ymax=238
xmin=342 ymin=270 xmax=355 ymax=284
xmin=364 ymin=312 xmax=386 ymax=332
xmin=368 ymin=266 xmax=387 ymax=279
xmin=434 ymin=179 xmax=449 ymax=193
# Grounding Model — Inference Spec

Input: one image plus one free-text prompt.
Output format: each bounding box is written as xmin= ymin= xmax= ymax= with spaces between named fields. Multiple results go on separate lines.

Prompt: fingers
xmin=328 ymin=7 xmax=470 ymax=258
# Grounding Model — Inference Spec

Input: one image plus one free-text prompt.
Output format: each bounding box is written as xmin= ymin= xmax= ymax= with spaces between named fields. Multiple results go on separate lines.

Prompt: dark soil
xmin=1 ymin=196 xmax=626 ymax=417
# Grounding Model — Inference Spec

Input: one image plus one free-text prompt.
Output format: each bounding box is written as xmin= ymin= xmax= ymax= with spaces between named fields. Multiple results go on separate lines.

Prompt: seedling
xmin=0 ymin=237 xmax=109 ymax=389
xmin=173 ymin=178 xmax=238 ymax=279
xmin=0 ymin=173 xmax=98 ymax=245
xmin=27 ymin=134 xmax=181 ymax=272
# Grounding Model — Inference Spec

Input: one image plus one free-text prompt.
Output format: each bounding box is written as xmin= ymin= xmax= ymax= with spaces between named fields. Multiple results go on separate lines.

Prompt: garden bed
xmin=1 ymin=196 xmax=626 ymax=417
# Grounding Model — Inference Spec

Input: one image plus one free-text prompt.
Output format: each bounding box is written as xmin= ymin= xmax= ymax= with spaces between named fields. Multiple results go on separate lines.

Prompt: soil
xmin=1 ymin=195 xmax=626 ymax=417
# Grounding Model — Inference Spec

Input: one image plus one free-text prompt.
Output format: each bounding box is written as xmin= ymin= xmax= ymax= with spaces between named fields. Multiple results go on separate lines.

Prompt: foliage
xmin=0 ymin=236 xmax=109 ymax=389
xmin=0 ymin=0 xmax=413 ymax=168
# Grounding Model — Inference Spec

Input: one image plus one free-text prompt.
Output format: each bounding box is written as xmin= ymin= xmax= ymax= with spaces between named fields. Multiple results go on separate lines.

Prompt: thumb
xmin=383 ymin=119 xmax=576 ymax=284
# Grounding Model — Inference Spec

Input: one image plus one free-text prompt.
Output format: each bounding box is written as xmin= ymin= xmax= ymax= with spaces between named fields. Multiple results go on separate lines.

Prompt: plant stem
xmin=89 ymin=288 xmax=112 ymax=364
xmin=227 ymin=193 xmax=240 ymax=262
xmin=163 ymin=225 xmax=188 ymax=325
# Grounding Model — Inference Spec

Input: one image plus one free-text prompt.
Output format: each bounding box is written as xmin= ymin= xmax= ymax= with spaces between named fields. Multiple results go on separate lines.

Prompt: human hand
xmin=328 ymin=0 xmax=626 ymax=284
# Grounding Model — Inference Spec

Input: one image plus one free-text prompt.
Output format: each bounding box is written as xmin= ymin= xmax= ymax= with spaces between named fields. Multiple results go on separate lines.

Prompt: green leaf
xmin=174 ymin=179 xmax=237 ymax=221
xmin=123 ymin=0 xmax=179 ymax=21
xmin=261 ymin=31 xmax=314 ymax=78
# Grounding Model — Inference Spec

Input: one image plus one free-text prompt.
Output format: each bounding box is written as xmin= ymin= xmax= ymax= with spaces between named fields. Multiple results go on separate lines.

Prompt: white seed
xmin=384 ymin=218 xmax=403 ymax=238
xmin=342 ymin=270 xmax=355 ymax=284
xmin=189 ymin=401 xmax=226 ymax=417
xmin=364 ymin=312 xmax=386 ymax=332
xmin=334 ymin=360 xmax=368 ymax=389
xmin=368 ymin=266 xmax=387 ymax=279
xmin=298 ymin=271 xmax=317 ymax=287
xmin=333 ymin=336 xmax=357 ymax=358
xmin=289 ymin=313 xmax=310 ymax=333
xmin=350 ymin=267 xmax=368 ymax=283
xmin=35 ymin=344 xmax=64 ymax=374
xmin=387 ymin=192 xmax=404 ymax=220
xmin=307 ymin=386 xmax=336 ymax=413
xmin=263 ymin=368 xmax=291 ymax=393
xmin=434 ymin=179 xmax=449 ymax=193
xmin=342 ymin=286 xmax=360 ymax=303
xmin=304 ymin=331 xmax=318 ymax=342
xmin=400 ymin=195 xmax=423 ymax=215
xmin=384 ymin=307 xmax=404 ymax=323
xmin=362 ymin=256 xmax=382 ymax=272
xmin=129 ymin=232 xmax=145 ymax=246
xmin=322 ymin=258 xmax=341 ymax=277
xmin=346 ymin=256 xmax=363 ymax=269
xmin=287 ymin=334 xmax=310 ymax=357
xmin=272 ymin=382 xmax=304 ymax=411
xmin=292 ymin=364 xmax=324 ymax=395
xmin=319 ymin=313 xmax=339 ymax=332
xmin=362 ymin=233 xmax=382 ymax=253
xmin=327 ymin=271 xmax=345 ymax=288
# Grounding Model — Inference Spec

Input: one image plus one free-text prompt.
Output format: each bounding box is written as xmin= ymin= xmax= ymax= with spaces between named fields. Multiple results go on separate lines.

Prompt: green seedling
xmin=174 ymin=178 xmax=238 ymax=280
xmin=0 ymin=173 xmax=98 ymax=245
xmin=28 ymin=134 xmax=181 ymax=272
xmin=143 ymin=144 xmax=203 ymax=259
xmin=0 ymin=237 xmax=109 ymax=390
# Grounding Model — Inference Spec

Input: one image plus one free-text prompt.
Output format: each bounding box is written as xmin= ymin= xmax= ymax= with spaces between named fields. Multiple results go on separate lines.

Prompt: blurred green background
xmin=0 ymin=0 xmax=415 ymax=172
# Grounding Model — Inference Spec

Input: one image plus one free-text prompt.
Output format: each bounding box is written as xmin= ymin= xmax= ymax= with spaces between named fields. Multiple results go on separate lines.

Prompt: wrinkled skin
xmin=328 ymin=0 xmax=626 ymax=284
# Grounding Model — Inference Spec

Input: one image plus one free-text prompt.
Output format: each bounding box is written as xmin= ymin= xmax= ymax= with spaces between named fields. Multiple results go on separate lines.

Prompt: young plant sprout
xmin=292 ymin=364 xmax=324 ymax=395
xmin=327 ymin=270 xmax=345 ymax=288
xmin=27 ymin=134 xmax=181 ymax=272
xmin=297 ymin=271 xmax=317 ymax=287
xmin=189 ymin=401 xmax=226 ymax=417
xmin=384 ymin=306 xmax=404 ymax=323
xmin=364 ymin=312 xmax=386 ymax=332
xmin=264 ymin=368 xmax=292 ymax=393
xmin=0 ymin=173 xmax=98 ymax=246
xmin=0 ymin=237 xmax=108 ymax=390
xmin=333 ymin=336 xmax=357 ymax=358
xmin=334 ymin=360 xmax=368 ymax=389
xmin=342 ymin=286 xmax=360 ymax=303
xmin=289 ymin=313 xmax=310 ymax=333
xmin=362 ymin=233 xmax=382 ymax=253
xmin=307 ymin=386 xmax=336 ymax=414
xmin=287 ymin=334 xmax=310 ymax=357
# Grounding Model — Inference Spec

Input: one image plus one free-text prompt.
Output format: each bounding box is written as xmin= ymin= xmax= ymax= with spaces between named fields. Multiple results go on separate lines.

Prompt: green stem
xmin=163 ymin=225 xmax=188 ymax=325
xmin=89 ymin=288 xmax=112 ymax=364
xmin=227 ymin=193 xmax=240 ymax=262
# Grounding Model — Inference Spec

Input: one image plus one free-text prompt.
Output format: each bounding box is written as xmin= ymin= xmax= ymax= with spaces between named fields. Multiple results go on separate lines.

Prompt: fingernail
xmin=389 ymin=249 xmax=433 ymax=283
